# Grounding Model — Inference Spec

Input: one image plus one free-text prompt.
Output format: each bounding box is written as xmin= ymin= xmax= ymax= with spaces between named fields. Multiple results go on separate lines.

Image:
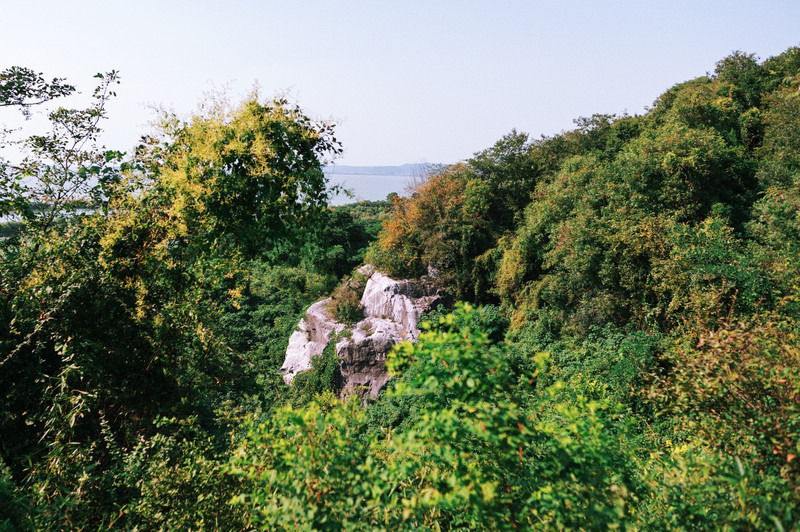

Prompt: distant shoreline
xmin=324 ymin=163 xmax=444 ymax=177
xmin=327 ymin=172 xmax=414 ymax=177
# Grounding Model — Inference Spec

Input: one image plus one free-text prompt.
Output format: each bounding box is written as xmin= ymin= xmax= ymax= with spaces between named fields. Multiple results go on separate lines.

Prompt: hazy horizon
xmin=2 ymin=2 xmax=799 ymax=166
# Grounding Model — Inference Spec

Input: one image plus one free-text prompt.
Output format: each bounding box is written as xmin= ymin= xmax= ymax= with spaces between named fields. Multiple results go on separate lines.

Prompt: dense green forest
xmin=1 ymin=47 xmax=799 ymax=529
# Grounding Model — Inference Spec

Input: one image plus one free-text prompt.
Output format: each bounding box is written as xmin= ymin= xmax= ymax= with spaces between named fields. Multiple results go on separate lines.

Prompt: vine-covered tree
xmin=153 ymin=93 xmax=341 ymax=259
xmin=0 ymin=73 xmax=342 ymax=529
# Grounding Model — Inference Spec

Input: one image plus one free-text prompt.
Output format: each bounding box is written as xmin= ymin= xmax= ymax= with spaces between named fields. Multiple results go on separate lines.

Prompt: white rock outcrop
xmin=279 ymin=299 xmax=345 ymax=384
xmin=280 ymin=267 xmax=445 ymax=397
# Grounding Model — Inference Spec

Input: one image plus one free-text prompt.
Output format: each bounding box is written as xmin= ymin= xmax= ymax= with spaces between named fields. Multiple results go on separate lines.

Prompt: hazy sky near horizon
xmin=2 ymin=1 xmax=799 ymax=166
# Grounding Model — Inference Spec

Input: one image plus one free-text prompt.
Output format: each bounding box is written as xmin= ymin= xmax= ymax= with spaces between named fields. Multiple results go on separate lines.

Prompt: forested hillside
xmin=2 ymin=47 xmax=800 ymax=530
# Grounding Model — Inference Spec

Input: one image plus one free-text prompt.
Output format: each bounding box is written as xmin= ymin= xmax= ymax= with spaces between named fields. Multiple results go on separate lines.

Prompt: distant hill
xmin=324 ymin=163 xmax=443 ymax=176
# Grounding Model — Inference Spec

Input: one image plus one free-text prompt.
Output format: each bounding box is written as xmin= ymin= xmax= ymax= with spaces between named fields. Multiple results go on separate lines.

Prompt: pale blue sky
xmin=2 ymin=1 xmax=798 ymax=165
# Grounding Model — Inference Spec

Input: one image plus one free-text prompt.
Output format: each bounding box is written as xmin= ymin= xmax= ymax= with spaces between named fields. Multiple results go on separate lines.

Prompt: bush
xmin=650 ymin=309 xmax=800 ymax=481
xmin=289 ymin=342 xmax=342 ymax=406
xmin=326 ymin=270 xmax=369 ymax=324
xmin=231 ymin=305 xmax=645 ymax=530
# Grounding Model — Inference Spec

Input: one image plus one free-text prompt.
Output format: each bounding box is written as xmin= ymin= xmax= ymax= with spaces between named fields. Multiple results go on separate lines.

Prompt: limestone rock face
xmin=279 ymin=299 xmax=345 ymax=384
xmin=280 ymin=267 xmax=445 ymax=397
xmin=360 ymin=271 xmax=441 ymax=331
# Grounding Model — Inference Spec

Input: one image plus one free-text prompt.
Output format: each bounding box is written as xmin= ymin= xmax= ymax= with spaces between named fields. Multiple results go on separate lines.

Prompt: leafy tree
xmin=468 ymin=129 xmax=539 ymax=230
xmin=0 ymin=66 xmax=75 ymax=116
xmin=714 ymin=50 xmax=769 ymax=110
xmin=0 ymin=70 xmax=122 ymax=225
xmin=758 ymin=86 xmax=800 ymax=187
xmin=0 ymin=72 xmax=344 ymax=528
xmin=154 ymin=93 xmax=341 ymax=259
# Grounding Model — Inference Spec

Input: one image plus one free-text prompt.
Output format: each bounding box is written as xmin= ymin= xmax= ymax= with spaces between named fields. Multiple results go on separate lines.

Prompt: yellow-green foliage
xmin=155 ymin=92 xmax=340 ymax=258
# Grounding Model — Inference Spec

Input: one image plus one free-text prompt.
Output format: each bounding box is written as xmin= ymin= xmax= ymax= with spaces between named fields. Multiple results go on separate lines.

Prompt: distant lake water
xmin=327 ymin=173 xmax=415 ymax=206
xmin=0 ymin=172 xmax=422 ymax=223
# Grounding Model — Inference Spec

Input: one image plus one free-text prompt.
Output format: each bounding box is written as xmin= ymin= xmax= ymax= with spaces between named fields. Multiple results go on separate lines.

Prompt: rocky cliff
xmin=280 ymin=266 xmax=444 ymax=398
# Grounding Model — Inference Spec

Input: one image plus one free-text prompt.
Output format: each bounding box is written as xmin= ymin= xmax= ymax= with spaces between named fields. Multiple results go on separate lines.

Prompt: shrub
xmin=326 ymin=270 xmax=369 ymax=324
xmin=231 ymin=305 xmax=645 ymax=530
xmin=650 ymin=309 xmax=800 ymax=481
xmin=289 ymin=342 xmax=342 ymax=406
